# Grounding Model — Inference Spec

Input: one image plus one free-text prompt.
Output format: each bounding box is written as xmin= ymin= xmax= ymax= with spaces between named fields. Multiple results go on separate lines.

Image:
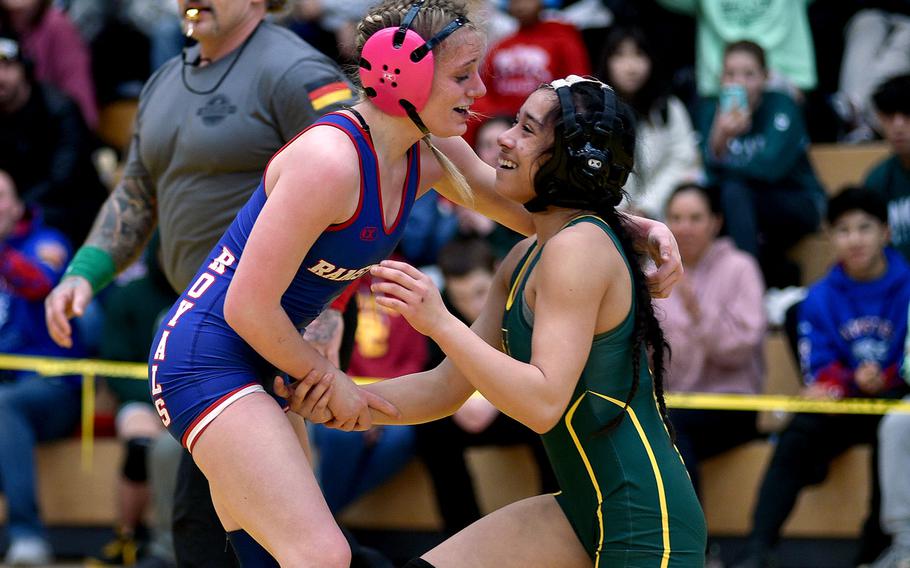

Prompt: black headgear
xmin=525 ymin=75 xmax=634 ymax=213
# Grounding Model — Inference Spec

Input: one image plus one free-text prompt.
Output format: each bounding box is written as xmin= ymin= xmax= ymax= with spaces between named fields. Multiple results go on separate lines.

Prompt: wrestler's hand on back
xmin=626 ymin=216 xmax=683 ymax=298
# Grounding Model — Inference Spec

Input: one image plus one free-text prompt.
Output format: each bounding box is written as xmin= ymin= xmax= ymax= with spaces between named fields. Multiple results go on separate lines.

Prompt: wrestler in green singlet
xmin=502 ymin=215 xmax=707 ymax=567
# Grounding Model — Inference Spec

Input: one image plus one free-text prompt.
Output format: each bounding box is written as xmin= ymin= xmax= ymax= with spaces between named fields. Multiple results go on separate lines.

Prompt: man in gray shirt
xmin=44 ymin=1 xmax=357 ymax=565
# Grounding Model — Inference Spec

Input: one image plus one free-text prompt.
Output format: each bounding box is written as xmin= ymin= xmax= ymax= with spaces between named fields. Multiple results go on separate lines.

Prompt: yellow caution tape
xmin=0 ymin=354 xmax=147 ymax=379
xmin=3 ymin=353 xmax=910 ymax=414
xmin=3 ymin=352 xmax=910 ymax=471
xmin=666 ymin=392 xmax=910 ymax=415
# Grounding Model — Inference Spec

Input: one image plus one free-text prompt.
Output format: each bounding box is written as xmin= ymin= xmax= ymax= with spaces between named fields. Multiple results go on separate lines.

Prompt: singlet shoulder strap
xmin=506 ymin=241 xmax=540 ymax=312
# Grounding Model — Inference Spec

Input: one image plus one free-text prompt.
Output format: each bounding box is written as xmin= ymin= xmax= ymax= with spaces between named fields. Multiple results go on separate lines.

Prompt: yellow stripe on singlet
xmin=589 ymin=391 xmax=672 ymax=568
xmin=565 ymin=391 xmax=672 ymax=568
xmin=564 ymin=392 xmax=606 ymax=568
xmin=505 ymin=243 xmax=539 ymax=311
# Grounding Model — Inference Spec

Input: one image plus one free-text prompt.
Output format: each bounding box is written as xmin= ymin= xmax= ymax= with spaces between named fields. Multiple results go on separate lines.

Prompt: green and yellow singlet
xmin=502 ymin=216 xmax=706 ymax=567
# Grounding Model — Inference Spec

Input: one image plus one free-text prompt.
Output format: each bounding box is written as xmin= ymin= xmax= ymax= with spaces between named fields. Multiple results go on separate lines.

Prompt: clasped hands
xmin=274 ymin=369 xmax=396 ymax=430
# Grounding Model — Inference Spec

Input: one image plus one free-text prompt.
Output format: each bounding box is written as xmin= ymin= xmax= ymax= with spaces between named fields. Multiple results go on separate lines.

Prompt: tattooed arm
xmin=45 ymin=175 xmax=157 ymax=348
xmin=303 ymin=308 xmax=344 ymax=368
xmin=85 ymin=175 xmax=158 ymax=270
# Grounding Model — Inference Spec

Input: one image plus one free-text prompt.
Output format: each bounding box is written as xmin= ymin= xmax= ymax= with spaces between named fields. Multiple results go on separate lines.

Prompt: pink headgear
xmin=359 ymin=1 xmax=468 ymax=131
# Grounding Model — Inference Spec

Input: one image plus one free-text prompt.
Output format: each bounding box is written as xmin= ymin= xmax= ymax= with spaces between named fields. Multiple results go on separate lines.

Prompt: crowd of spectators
xmin=1 ymin=0 xmax=910 ymax=567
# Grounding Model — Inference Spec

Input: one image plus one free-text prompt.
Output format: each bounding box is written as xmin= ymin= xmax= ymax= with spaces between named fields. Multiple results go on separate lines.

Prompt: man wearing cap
xmin=0 ymin=36 xmax=107 ymax=248
xmin=42 ymin=1 xmax=357 ymax=565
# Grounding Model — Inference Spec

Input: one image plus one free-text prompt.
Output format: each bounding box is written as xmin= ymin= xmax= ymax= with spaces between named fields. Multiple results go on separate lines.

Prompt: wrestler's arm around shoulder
xmin=427 ymin=135 xmax=682 ymax=297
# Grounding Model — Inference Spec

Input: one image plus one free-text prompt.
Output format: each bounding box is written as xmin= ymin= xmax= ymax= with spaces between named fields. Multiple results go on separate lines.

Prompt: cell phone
xmin=719 ymin=84 xmax=748 ymax=113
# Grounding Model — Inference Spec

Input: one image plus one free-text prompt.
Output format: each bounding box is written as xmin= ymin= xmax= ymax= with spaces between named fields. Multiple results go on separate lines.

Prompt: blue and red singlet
xmin=147 ymin=112 xmax=420 ymax=451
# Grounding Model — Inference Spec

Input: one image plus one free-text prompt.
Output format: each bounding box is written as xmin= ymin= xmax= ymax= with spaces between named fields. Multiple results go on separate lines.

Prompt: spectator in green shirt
xmin=657 ymin=0 xmax=817 ymax=97
xmin=697 ymin=40 xmax=825 ymax=287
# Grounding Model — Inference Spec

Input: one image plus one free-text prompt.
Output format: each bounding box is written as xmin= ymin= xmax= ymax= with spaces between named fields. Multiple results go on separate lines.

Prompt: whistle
xmin=185 ymin=8 xmax=200 ymax=38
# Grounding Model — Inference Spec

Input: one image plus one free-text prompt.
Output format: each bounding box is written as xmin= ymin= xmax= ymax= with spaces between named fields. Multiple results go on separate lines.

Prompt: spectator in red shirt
xmin=473 ymin=0 xmax=590 ymax=121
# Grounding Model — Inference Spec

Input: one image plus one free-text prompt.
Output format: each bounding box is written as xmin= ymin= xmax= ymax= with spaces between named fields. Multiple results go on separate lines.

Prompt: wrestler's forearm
xmin=365 ymin=360 xmax=474 ymax=425
xmin=84 ymin=175 xmax=158 ymax=273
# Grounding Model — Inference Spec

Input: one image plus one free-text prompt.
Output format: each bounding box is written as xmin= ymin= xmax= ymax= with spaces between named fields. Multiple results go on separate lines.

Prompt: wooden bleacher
xmin=0 ymin=143 xmax=889 ymax=537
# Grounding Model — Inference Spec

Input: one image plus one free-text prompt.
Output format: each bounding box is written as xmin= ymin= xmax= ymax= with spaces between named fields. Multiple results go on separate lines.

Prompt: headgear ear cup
xmin=526 ymin=75 xmax=634 ymax=212
xmin=359 ymin=2 xmax=468 ymax=121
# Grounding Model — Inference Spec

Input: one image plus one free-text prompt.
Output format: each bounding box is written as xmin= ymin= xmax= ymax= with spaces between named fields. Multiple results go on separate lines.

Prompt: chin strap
xmin=400 ymin=100 xmax=430 ymax=137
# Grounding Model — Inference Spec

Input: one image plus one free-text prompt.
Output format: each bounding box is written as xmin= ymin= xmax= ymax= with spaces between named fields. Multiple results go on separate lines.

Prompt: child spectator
xmin=0 ymin=0 xmax=96 ymax=128
xmin=865 ymin=74 xmax=910 ymax=260
xmin=735 ymin=187 xmax=910 ymax=568
xmin=696 ymin=40 xmax=825 ymax=288
xmin=599 ymin=27 xmax=700 ymax=219
xmin=414 ymin=236 xmax=557 ymax=535
xmin=0 ymin=169 xmax=81 ymax=565
xmin=311 ymin=270 xmax=419 ymax=516
xmin=656 ymin=183 xmax=766 ymax=495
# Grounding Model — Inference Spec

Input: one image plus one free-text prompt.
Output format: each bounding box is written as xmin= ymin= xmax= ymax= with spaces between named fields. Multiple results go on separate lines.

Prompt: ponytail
xmin=422 ymin=136 xmax=473 ymax=206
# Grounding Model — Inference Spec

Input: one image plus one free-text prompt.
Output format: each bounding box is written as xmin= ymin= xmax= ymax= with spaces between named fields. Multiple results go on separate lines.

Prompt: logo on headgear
xmin=587 ymin=158 xmax=603 ymax=170
xmin=359 ymin=1 xmax=468 ymax=119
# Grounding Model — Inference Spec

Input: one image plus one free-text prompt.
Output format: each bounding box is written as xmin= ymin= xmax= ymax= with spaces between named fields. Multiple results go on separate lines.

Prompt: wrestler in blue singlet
xmin=147 ymin=112 xmax=420 ymax=451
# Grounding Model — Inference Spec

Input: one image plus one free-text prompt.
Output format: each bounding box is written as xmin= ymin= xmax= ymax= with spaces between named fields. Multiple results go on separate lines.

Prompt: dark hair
xmin=534 ymin=81 xmax=673 ymax=437
xmin=438 ymin=236 xmax=495 ymax=279
xmin=827 ymin=186 xmax=888 ymax=226
xmin=872 ymin=74 xmax=910 ymax=116
xmin=598 ymin=26 xmax=669 ymax=125
xmin=666 ymin=182 xmax=722 ymax=216
xmin=532 ymin=81 xmax=636 ymax=210
xmin=724 ymin=40 xmax=767 ymax=71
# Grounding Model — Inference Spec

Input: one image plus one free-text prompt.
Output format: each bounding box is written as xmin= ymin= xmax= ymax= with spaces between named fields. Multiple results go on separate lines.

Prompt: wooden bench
xmin=0 ymin=439 xmax=123 ymax=526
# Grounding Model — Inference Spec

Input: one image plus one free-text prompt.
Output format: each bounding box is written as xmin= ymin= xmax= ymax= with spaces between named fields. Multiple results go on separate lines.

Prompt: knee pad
xmin=402 ymin=558 xmax=436 ymax=568
xmin=122 ymin=437 xmax=153 ymax=483
xmin=227 ymin=530 xmax=279 ymax=567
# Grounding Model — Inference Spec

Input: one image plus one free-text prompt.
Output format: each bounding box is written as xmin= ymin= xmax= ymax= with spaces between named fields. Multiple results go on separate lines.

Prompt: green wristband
xmin=63 ymin=246 xmax=116 ymax=294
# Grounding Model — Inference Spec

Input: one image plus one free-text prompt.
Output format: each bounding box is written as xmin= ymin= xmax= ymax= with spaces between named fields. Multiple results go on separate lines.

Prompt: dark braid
xmin=594 ymin=205 xmax=674 ymax=439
